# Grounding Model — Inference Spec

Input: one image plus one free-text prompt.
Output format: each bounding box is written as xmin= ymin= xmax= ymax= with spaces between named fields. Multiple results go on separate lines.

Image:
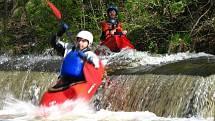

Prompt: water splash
xmin=0 ymin=54 xmax=11 ymax=64
xmin=0 ymin=51 xmax=213 ymax=72
xmin=0 ymin=96 xmax=213 ymax=121
xmin=0 ymin=54 xmax=62 ymax=72
xmin=0 ymin=52 xmax=214 ymax=121
xmin=101 ymin=49 xmax=213 ymax=69
xmin=0 ymin=96 xmax=95 ymax=120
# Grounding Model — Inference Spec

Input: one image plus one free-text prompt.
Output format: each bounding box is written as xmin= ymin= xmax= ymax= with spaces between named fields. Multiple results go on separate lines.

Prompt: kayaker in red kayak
xmin=49 ymin=23 xmax=100 ymax=91
xmin=99 ymin=4 xmax=127 ymax=42
xmin=40 ymin=1 xmax=104 ymax=107
xmin=96 ymin=4 xmax=134 ymax=54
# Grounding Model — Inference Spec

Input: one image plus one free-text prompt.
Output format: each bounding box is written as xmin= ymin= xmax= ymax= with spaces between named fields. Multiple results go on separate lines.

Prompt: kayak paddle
xmin=47 ymin=0 xmax=62 ymax=21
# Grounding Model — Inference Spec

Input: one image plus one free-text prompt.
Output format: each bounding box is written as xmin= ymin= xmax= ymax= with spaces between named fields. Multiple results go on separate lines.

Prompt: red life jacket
xmin=101 ymin=20 xmax=123 ymax=40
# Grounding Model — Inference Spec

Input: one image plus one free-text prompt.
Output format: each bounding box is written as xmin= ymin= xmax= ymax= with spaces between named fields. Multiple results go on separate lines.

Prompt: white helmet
xmin=76 ymin=30 xmax=93 ymax=45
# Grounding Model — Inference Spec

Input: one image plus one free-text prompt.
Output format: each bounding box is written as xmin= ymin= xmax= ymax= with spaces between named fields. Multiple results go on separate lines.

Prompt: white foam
xmin=0 ymin=96 xmax=213 ymax=121
xmin=100 ymin=49 xmax=213 ymax=68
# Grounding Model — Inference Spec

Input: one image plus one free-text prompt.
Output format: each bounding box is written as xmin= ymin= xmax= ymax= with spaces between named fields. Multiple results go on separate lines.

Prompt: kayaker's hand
xmin=57 ymin=22 xmax=69 ymax=37
xmin=110 ymin=30 xmax=115 ymax=35
xmin=78 ymin=51 xmax=99 ymax=69
xmin=122 ymin=30 xmax=127 ymax=35
xmin=94 ymin=62 xmax=99 ymax=69
xmin=87 ymin=57 xmax=99 ymax=69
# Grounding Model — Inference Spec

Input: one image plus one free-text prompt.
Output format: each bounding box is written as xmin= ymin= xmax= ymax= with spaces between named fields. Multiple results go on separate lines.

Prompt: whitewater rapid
xmin=0 ymin=96 xmax=213 ymax=121
xmin=0 ymin=50 xmax=214 ymax=121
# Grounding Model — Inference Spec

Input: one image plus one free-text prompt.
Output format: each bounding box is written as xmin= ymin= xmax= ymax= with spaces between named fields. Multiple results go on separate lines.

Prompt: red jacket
xmin=100 ymin=20 xmax=123 ymax=40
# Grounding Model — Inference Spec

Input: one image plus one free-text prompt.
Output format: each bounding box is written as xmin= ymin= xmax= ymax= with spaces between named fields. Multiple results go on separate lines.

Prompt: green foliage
xmin=169 ymin=33 xmax=191 ymax=46
xmin=1 ymin=0 xmax=214 ymax=54
xmin=169 ymin=1 xmax=184 ymax=14
xmin=125 ymin=0 xmax=152 ymax=29
xmin=170 ymin=33 xmax=181 ymax=45
xmin=168 ymin=32 xmax=191 ymax=53
xmin=0 ymin=33 xmax=15 ymax=51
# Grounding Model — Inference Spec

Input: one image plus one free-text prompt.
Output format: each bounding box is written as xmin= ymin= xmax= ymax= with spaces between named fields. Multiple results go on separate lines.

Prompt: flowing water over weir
xmin=99 ymin=74 xmax=215 ymax=117
xmin=0 ymin=50 xmax=214 ymax=120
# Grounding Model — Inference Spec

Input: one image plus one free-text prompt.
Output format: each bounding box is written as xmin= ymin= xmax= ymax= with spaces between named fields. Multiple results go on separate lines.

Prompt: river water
xmin=0 ymin=49 xmax=214 ymax=121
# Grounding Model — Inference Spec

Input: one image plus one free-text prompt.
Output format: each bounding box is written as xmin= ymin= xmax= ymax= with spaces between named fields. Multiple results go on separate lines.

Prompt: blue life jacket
xmin=60 ymin=50 xmax=84 ymax=80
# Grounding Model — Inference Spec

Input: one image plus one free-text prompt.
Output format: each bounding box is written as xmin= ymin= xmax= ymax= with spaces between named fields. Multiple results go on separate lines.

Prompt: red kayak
xmin=100 ymin=34 xmax=134 ymax=52
xmin=39 ymin=61 xmax=104 ymax=107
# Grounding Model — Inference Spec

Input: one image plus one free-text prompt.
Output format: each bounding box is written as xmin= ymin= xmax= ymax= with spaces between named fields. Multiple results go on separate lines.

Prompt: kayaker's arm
xmin=117 ymin=22 xmax=127 ymax=35
xmin=50 ymin=23 xmax=69 ymax=56
xmin=57 ymin=22 xmax=69 ymax=37
xmin=103 ymin=21 xmax=125 ymax=37
xmin=78 ymin=51 xmax=100 ymax=69
xmin=50 ymin=35 xmax=65 ymax=56
xmin=116 ymin=22 xmax=123 ymax=32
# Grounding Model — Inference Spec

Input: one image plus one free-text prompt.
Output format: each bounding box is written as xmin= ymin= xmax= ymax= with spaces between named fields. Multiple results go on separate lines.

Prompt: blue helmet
xmin=107 ymin=4 xmax=118 ymax=14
